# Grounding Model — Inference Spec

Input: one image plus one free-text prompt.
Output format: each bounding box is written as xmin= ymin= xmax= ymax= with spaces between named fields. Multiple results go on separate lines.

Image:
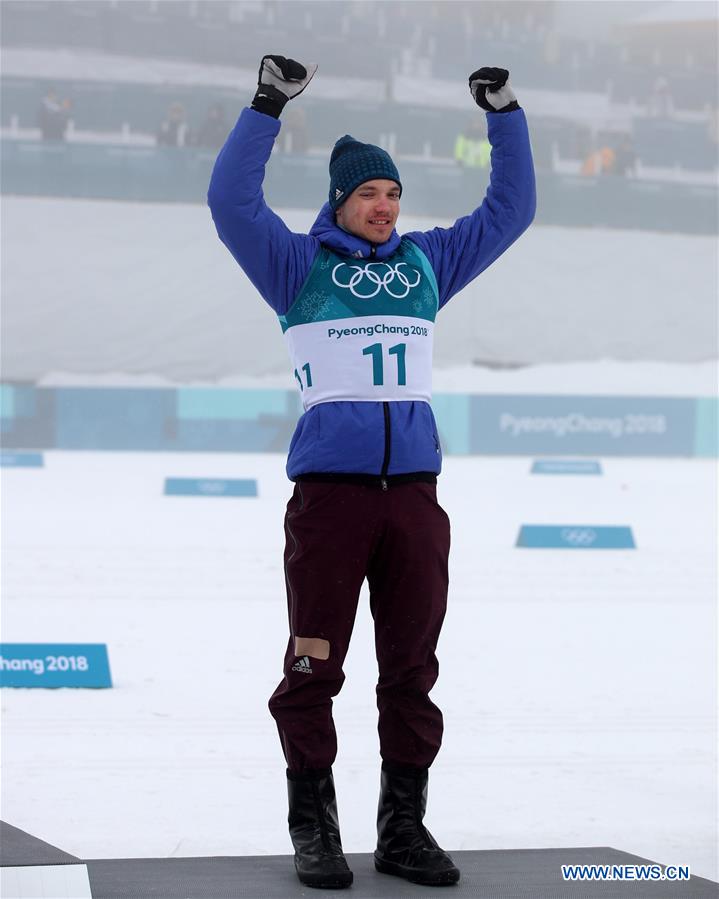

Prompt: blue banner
xmin=1 ymin=452 xmax=44 ymax=467
xmin=164 ymin=477 xmax=258 ymax=497
xmin=516 ymin=525 xmax=636 ymax=549
xmin=531 ymin=459 xmax=602 ymax=475
xmin=1 ymin=384 xmax=715 ymax=458
xmin=0 ymin=644 xmax=113 ymax=688
xmin=473 ymin=396 xmax=695 ymax=456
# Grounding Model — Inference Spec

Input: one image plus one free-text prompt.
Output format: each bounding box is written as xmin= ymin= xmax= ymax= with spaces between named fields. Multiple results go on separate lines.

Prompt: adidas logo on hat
xmin=328 ymin=134 xmax=401 ymax=210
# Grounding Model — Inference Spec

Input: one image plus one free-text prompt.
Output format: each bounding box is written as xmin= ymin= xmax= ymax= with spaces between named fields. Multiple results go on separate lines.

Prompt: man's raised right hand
xmin=251 ymin=55 xmax=318 ymax=119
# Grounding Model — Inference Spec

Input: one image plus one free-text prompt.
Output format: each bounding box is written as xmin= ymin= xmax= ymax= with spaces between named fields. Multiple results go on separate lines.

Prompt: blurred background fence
xmin=1 ymin=0 xmax=717 ymax=232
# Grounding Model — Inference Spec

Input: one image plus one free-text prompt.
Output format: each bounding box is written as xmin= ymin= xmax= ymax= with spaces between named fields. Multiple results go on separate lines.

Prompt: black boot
xmin=374 ymin=762 xmax=460 ymax=886
xmin=287 ymin=768 xmax=353 ymax=889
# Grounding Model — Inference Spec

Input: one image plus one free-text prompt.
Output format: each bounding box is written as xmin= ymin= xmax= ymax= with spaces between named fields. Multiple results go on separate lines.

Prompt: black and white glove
xmin=469 ymin=67 xmax=520 ymax=113
xmin=251 ymin=55 xmax=317 ymax=119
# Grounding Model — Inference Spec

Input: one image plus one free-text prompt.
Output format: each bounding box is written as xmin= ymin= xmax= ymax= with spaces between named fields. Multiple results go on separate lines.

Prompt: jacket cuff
xmin=490 ymin=100 xmax=521 ymax=114
xmin=251 ymin=84 xmax=289 ymax=119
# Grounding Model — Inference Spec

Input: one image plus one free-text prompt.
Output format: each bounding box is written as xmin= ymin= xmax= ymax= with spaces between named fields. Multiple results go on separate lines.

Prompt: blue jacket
xmin=208 ymin=107 xmax=536 ymax=482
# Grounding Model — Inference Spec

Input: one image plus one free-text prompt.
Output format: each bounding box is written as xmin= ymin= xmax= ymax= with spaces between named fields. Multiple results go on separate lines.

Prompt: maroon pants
xmin=268 ymin=480 xmax=451 ymax=772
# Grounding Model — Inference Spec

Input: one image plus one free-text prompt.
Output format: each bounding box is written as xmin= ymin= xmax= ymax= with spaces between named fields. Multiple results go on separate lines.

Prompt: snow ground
xmin=1 ymin=450 xmax=716 ymax=880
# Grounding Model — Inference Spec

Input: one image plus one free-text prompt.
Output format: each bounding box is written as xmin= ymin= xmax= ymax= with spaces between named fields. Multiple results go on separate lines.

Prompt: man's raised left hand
xmin=469 ymin=67 xmax=520 ymax=113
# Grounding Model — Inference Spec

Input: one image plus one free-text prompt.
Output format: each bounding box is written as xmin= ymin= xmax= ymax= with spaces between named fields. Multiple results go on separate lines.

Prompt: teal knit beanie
xmin=329 ymin=135 xmax=402 ymax=211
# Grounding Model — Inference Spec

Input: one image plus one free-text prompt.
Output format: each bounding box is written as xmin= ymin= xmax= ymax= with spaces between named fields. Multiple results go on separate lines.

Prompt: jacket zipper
xmin=380 ymin=402 xmax=391 ymax=491
xmin=370 ymin=243 xmax=389 ymax=489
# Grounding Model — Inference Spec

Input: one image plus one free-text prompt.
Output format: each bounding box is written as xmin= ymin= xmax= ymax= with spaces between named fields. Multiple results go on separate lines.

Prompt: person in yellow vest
xmin=454 ymin=117 xmax=491 ymax=169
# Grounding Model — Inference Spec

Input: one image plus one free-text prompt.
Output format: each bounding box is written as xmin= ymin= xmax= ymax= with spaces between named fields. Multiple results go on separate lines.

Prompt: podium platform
xmin=2 ymin=821 xmax=717 ymax=899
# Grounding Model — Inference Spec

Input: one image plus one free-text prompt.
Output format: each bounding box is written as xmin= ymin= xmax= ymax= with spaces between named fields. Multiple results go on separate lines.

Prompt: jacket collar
xmin=309 ymin=203 xmax=401 ymax=260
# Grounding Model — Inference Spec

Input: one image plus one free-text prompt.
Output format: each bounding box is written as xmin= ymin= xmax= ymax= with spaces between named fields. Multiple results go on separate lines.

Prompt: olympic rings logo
xmin=331 ymin=262 xmax=421 ymax=299
xmin=560 ymin=528 xmax=598 ymax=547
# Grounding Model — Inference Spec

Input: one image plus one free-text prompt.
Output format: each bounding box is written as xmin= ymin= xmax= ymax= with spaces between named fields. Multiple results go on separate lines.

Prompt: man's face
xmin=335 ymin=179 xmax=400 ymax=244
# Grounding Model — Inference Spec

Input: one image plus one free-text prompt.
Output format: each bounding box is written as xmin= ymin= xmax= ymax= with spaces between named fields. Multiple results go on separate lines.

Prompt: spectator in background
xmin=195 ymin=103 xmax=229 ymax=150
xmin=580 ymin=144 xmax=615 ymax=176
xmin=611 ymin=135 xmax=637 ymax=177
xmin=542 ymin=29 xmax=561 ymax=67
xmin=279 ymin=106 xmax=309 ymax=154
xmin=157 ymin=101 xmax=189 ymax=147
xmin=707 ymin=105 xmax=719 ymax=152
xmin=648 ymin=76 xmax=674 ymax=118
xmin=37 ymin=87 xmax=71 ymax=141
xmin=454 ymin=118 xmax=491 ymax=169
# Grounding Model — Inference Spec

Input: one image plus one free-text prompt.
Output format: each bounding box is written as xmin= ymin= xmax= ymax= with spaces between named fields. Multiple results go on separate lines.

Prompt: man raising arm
xmin=208 ymin=56 xmax=535 ymax=890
